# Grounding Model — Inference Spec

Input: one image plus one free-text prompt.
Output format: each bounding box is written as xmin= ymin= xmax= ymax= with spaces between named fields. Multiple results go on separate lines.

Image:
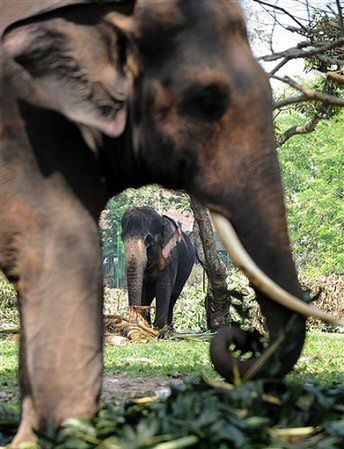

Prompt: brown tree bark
xmin=190 ymin=197 xmax=230 ymax=331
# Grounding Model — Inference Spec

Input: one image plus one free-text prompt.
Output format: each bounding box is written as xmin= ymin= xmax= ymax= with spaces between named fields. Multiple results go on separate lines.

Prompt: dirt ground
xmin=1 ymin=374 xmax=172 ymax=411
xmin=102 ymin=374 xmax=172 ymax=402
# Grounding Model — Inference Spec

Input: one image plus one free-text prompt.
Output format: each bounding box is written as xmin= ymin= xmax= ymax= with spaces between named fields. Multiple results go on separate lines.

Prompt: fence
xmin=103 ymin=232 xmax=127 ymax=289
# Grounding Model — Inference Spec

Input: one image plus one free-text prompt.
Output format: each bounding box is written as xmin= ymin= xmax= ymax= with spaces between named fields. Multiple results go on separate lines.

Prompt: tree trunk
xmin=190 ymin=197 xmax=230 ymax=331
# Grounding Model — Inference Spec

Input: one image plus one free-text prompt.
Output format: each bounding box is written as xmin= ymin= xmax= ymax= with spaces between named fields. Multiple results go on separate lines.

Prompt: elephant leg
xmin=154 ymin=270 xmax=177 ymax=329
xmin=167 ymin=291 xmax=181 ymax=326
xmin=4 ymin=203 xmax=103 ymax=445
xmin=12 ymin=395 xmax=38 ymax=446
xmin=167 ymin=264 xmax=193 ymax=326
xmin=141 ymin=283 xmax=155 ymax=324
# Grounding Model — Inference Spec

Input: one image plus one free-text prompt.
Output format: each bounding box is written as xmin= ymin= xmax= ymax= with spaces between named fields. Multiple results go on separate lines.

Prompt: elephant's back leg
xmin=168 ymin=240 xmax=196 ymax=325
xmin=168 ymin=275 xmax=190 ymax=326
xmin=1 ymin=101 xmax=107 ymax=445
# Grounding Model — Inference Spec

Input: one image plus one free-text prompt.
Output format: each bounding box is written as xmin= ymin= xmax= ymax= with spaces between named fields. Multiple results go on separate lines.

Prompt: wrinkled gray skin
xmin=122 ymin=206 xmax=195 ymax=329
xmin=1 ymin=0 xmax=306 ymax=445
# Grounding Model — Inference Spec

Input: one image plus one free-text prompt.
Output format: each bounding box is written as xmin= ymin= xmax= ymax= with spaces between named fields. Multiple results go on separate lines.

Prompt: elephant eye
xmin=182 ymin=83 xmax=229 ymax=122
xmin=99 ymin=105 xmax=114 ymax=119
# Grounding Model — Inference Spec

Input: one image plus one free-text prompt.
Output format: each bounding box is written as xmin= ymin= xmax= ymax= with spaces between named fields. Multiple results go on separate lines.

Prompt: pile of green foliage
xmin=2 ymin=379 xmax=343 ymax=449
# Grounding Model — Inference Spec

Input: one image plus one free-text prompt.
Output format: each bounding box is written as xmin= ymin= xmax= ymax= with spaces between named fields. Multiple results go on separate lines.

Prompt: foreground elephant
xmin=122 ymin=206 xmax=195 ymax=329
xmin=1 ymin=0 xmax=336 ymax=445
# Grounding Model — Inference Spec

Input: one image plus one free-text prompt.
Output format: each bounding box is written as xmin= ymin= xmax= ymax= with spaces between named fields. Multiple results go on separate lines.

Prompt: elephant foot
xmin=11 ymin=397 xmax=38 ymax=448
xmin=158 ymin=325 xmax=174 ymax=339
xmin=11 ymin=426 xmax=37 ymax=449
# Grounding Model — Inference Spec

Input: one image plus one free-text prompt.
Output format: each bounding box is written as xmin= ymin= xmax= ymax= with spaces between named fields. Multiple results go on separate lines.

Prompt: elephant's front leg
xmin=9 ymin=207 xmax=103 ymax=446
xmin=141 ymin=283 xmax=156 ymax=325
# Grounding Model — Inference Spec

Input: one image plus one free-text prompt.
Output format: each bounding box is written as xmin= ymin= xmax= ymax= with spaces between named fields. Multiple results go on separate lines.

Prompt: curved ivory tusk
xmin=210 ymin=212 xmax=343 ymax=326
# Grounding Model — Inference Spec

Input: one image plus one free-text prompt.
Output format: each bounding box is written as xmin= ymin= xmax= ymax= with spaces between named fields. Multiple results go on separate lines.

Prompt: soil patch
xmin=101 ymin=374 xmax=172 ymax=402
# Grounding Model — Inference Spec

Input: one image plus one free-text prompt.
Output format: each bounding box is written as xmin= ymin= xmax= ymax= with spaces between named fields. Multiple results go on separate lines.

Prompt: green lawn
xmin=104 ymin=333 xmax=344 ymax=384
xmin=288 ymin=332 xmax=344 ymax=384
xmin=104 ymin=340 xmax=213 ymax=378
xmin=1 ymin=332 xmax=343 ymax=418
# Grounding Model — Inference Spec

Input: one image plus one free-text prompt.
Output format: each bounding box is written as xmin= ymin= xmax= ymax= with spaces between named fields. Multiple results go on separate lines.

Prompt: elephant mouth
xmin=210 ymin=212 xmax=341 ymax=326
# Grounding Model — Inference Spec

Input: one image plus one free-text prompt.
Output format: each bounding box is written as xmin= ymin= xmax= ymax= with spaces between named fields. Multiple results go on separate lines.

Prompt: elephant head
xmin=3 ymin=0 xmax=338 ymax=395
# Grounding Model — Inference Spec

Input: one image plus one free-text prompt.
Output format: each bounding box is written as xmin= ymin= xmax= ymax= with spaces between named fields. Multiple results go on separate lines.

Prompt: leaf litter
xmin=1 ymin=377 xmax=342 ymax=449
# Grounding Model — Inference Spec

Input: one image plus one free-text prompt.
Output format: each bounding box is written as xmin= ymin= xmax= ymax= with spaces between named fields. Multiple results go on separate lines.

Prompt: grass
xmin=1 ymin=332 xmax=343 ymax=448
xmin=1 ymin=333 xmax=343 ymax=417
xmin=0 ymin=341 xmax=19 ymax=416
xmin=288 ymin=332 xmax=344 ymax=384
xmin=104 ymin=340 xmax=213 ymax=378
xmin=104 ymin=333 xmax=344 ymax=383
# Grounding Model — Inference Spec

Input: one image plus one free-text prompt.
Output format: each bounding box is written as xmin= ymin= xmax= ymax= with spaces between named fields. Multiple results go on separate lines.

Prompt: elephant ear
xmin=162 ymin=216 xmax=179 ymax=242
xmin=3 ymin=11 xmax=135 ymax=138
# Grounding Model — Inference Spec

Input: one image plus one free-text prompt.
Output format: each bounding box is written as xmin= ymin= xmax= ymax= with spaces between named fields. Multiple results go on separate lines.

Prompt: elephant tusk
xmin=210 ymin=212 xmax=343 ymax=326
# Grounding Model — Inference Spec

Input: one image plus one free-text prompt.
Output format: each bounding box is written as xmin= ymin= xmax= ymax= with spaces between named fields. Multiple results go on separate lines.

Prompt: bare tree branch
xmin=259 ymin=38 xmax=344 ymax=62
xmin=336 ymin=0 xmax=344 ymax=36
xmin=269 ymin=57 xmax=291 ymax=77
xmin=269 ymin=4 xmax=277 ymax=54
xmin=257 ymin=2 xmax=291 ymax=35
xmin=277 ymin=111 xmax=325 ymax=145
xmin=252 ymin=0 xmax=307 ymax=30
xmin=251 ymin=0 xmax=343 ymax=145
xmin=273 ymin=76 xmax=344 ymax=106
xmin=274 ymin=94 xmax=312 ymax=109
xmin=316 ymin=53 xmax=344 ymax=67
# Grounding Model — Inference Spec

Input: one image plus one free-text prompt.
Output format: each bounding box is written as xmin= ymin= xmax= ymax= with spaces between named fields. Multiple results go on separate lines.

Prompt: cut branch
xmin=326 ymin=71 xmax=344 ymax=84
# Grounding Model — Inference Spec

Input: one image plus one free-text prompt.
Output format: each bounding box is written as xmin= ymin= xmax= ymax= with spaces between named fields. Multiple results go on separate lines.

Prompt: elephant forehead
xmin=134 ymin=0 xmax=246 ymax=70
xmin=1 ymin=0 xmax=120 ymax=36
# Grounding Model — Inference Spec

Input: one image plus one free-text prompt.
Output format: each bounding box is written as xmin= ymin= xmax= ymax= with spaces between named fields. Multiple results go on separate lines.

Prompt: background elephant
xmin=1 ymin=0 xmax=321 ymax=445
xmin=122 ymin=206 xmax=195 ymax=329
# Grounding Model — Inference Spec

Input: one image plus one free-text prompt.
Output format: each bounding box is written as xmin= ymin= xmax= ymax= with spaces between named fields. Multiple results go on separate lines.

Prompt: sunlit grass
xmin=1 ymin=332 xmax=343 ymax=418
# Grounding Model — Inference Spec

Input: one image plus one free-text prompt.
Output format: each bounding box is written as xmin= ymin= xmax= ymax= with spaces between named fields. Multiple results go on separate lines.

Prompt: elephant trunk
xmin=124 ymin=238 xmax=147 ymax=307
xmin=209 ymin=207 xmax=307 ymax=381
xmin=205 ymin=145 xmax=308 ymax=381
